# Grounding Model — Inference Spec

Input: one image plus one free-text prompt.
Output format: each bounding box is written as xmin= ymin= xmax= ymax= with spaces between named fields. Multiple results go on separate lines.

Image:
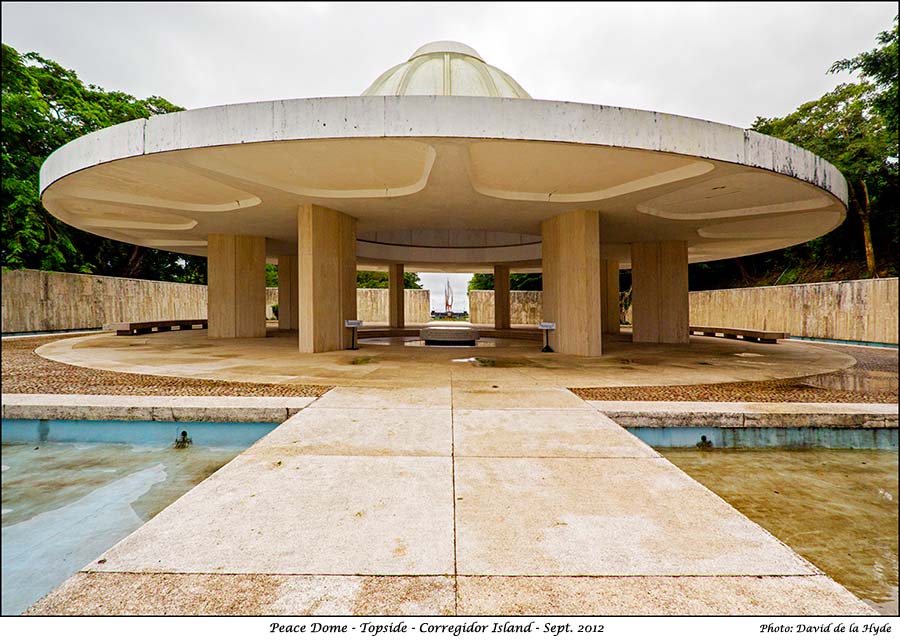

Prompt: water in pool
xmin=1 ymin=420 xmax=277 ymax=615
xmin=660 ymin=448 xmax=899 ymax=615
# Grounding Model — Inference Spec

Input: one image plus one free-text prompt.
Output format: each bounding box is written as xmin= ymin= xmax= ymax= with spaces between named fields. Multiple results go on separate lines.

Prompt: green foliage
xmin=467 ymin=273 xmax=494 ymax=291
xmin=1 ymin=43 xmax=206 ymax=282
xmin=467 ymin=272 xmax=543 ymax=291
xmin=404 ymin=272 xmax=423 ymax=289
xmin=830 ymin=16 xmax=898 ymax=134
xmin=265 ymin=264 xmax=278 ymax=287
xmin=271 ymin=303 xmax=278 ymax=319
xmin=355 ymin=270 xmax=422 ymax=289
xmin=694 ymin=17 xmax=898 ymax=289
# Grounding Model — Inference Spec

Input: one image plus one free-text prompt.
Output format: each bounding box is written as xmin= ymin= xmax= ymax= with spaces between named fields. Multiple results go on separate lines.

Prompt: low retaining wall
xmin=468 ymin=290 xmax=543 ymax=325
xmin=2 ymin=269 xmax=207 ymax=333
xmin=690 ymin=278 xmax=898 ymax=345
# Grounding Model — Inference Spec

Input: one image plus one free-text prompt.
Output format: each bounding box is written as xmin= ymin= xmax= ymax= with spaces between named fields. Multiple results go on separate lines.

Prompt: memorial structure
xmin=39 ymin=41 xmax=847 ymax=355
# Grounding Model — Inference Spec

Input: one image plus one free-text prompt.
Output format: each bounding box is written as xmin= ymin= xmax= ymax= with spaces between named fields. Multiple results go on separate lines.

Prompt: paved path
xmin=27 ymin=382 xmax=875 ymax=615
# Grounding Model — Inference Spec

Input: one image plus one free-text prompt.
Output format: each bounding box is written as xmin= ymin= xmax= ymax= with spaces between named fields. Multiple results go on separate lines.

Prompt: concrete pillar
xmin=541 ymin=209 xmax=602 ymax=356
xmin=298 ymin=204 xmax=357 ymax=353
xmin=601 ymin=259 xmax=620 ymax=334
xmin=388 ymin=263 xmax=405 ymax=328
xmin=207 ymin=234 xmax=267 ymax=339
xmin=277 ymin=255 xmax=299 ymax=330
xmin=494 ymin=265 xmax=510 ymax=329
xmin=631 ymin=241 xmax=689 ymax=343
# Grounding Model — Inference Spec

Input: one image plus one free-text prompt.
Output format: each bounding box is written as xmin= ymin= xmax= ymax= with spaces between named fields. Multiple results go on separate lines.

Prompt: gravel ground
xmin=1 ymin=335 xmax=331 ymax=397
xmin=571 ymin=341 xmax=898 ymax=404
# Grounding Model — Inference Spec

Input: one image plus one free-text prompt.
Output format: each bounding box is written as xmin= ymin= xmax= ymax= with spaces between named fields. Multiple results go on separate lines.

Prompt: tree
xmin=751 ymin=18 xmax=898 ymax=279
xmin=752 ymin=83 xmax=894 ymax=276
xmin=830 ymin=16 xmax=898 ymax=134
xmin=1 ymin=44 xmax=207 ymax=282
xmin=467 ymin=272 xmax=543 ymax=290
xmin=356 ymin=270 xmax=422 ymax=289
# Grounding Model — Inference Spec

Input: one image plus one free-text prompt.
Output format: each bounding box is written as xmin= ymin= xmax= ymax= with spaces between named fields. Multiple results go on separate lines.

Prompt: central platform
xmin=420 ymin=326 xmax=480 ymax=346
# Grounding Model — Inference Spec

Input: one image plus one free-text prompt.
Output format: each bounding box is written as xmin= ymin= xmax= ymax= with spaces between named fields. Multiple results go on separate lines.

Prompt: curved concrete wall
xmin=471 ymin=280 xmax=898 ymax=345
xmin=2 ymin=271 xmax=431 ymax=333
xmin=1 ymin=269 xmax=207 ymax=333
xmin=689 ymin=278 xmax=899 ymax=345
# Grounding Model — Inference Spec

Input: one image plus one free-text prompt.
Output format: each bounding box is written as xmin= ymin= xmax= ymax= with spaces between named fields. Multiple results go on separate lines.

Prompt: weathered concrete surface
xmin=32 ymin=329 xmax=856 ymax=389
xmin=28 ymin=573 xmax=455 ymax=615
xmin=1 ymin=269 xmax=206 ymax=334
xmin=690 ymin=278 xmax=899 ymax=345
xmin=1 ymin=394 xmax=316 ymax=423
xmin=588 ymin=401 xmax=899 ymax=428
xmin=469 ymin=290 xmax=542 ymax=325
xmin=453 ymin=409 xmax=658 ymax=458
xmin=454 ymin=456 xmax=817 ymax=576
xmin=472 ymin=278 xmax=899 ymax=345
xmin=26 ymin=384 xmax=878 ymax=615
xmin=40 ymin=95 xmax=847 ymax=273
xmin=0 ymin=269 xmax=431 ymax=333
xmin=457 ymin=575 xmax=874 ymax=616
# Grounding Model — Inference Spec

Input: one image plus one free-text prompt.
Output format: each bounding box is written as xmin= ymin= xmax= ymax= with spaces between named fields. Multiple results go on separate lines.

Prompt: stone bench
xmin=690 ymin=326 xmax=788 ymax=344
xmin=115 ymin=319 xmax=208 ymax=336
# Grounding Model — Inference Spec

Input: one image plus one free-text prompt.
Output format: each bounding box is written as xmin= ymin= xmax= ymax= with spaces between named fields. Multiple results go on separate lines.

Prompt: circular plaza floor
xmin=33 ymin=325 xmax=855 ymax=390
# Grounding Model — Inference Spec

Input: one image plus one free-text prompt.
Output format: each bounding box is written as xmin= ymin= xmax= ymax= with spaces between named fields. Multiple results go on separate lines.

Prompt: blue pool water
xmin=1 ymin=419 xmax=278 ymax=615
xmin=2 ymin=419 xmax=278 ymax=447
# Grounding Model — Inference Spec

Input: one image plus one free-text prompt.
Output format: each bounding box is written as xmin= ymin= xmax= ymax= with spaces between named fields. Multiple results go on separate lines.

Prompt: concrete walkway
xmin=27 ymin=382 xmax=875 ymax=615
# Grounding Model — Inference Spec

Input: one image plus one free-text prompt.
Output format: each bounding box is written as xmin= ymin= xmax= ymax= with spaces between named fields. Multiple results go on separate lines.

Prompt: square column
xmin=299 ymin=204 xmax=357 ymax=353
xmin=493 ymin=265 xmax=510 ymax=329
xmin=277 ymin=255 xmax=299 ymax=330
xmin=601 ymin=259 xmax=620 ymax=335
xmin=541 ymin=209 xmax=602 ymax=356
xmin=388 ymin=263 xmax=405 ymax=328
xmin=631 ymin=241 xmax=689 ymax=343
xmin=207 ymin=234 xmax=267 ymax=338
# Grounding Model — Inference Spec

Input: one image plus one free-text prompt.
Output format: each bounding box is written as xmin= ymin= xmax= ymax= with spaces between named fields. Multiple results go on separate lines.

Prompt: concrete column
xmin=631 ymin=241 xmax=689 ymax=343
xmin=277 ymin=255 xmax=299 ymax=330
xmin=493 ymin=265 xmax=511 ymax=329
xmin=601 ymin=259 xmax=620 ymax=334
xmin=388 ymin=263 xmax=405 ymax=328
xmin=541 ymin=209 xmax=602 ymax=356
xmin=298 ymin=204 xmax=357 ymax=353
xmin=207 ymin=234 xmax=267 ymax=339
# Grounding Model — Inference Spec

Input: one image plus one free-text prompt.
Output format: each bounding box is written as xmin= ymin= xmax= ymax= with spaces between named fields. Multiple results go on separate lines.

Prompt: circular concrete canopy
xmin=40 ymin=41 xmax=847 ymax=273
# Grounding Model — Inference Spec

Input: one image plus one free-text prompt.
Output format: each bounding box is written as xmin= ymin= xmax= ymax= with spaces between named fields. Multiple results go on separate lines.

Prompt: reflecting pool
xmin=661 ymin=448 xmax=899 ymax=615
xmin=1 ymin=420 xmax=277 ymax=615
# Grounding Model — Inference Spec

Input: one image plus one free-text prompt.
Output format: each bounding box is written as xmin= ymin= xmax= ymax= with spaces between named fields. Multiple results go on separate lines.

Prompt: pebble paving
xmin=1 ymin=335 xmax=331 ymax=397
xmin=573 ymin=343 xmax=897 ymax=404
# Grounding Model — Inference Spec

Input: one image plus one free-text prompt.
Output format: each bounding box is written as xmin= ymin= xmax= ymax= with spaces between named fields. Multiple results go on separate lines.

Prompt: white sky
xmin=3 ymin=2 xmax=895 ymax=311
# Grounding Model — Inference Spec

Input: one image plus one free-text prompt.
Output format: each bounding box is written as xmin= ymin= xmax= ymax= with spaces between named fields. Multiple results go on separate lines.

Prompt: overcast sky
xmin=3 ymin=2 xmax=895 ymax=311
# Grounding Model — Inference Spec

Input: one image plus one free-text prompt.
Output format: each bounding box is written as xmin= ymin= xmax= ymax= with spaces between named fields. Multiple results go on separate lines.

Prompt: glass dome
xmin=362 ymin=41 xmax=531 ymax=99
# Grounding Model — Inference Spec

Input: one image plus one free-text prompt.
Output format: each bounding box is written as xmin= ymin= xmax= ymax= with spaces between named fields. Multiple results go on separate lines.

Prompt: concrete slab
xmin=454 ymin=457 xmax=817 ymax=576
xmin=453 ymin=409 xmax=658 ymax=458
xmin=314 ymin=386 xmax=452 ymax=409
xmin=92 ymin=453 xmax=454 ymax=575
xmin=1 ymin=394 xmax=317 ymax=423
xmin=28 ymin=572 xmax=456 ymax=615
xmin=452 ymin=385 xmax=587 ymax=410
xmin=457 ymin=575 xmax=876 ymax=615
xmin=255 ymin=408 xmax=452 ymax=457
xmin=588 ymin=400 xmax=899 ymax=428
xmin=33 ymin=329 xmax=857 ymax=389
